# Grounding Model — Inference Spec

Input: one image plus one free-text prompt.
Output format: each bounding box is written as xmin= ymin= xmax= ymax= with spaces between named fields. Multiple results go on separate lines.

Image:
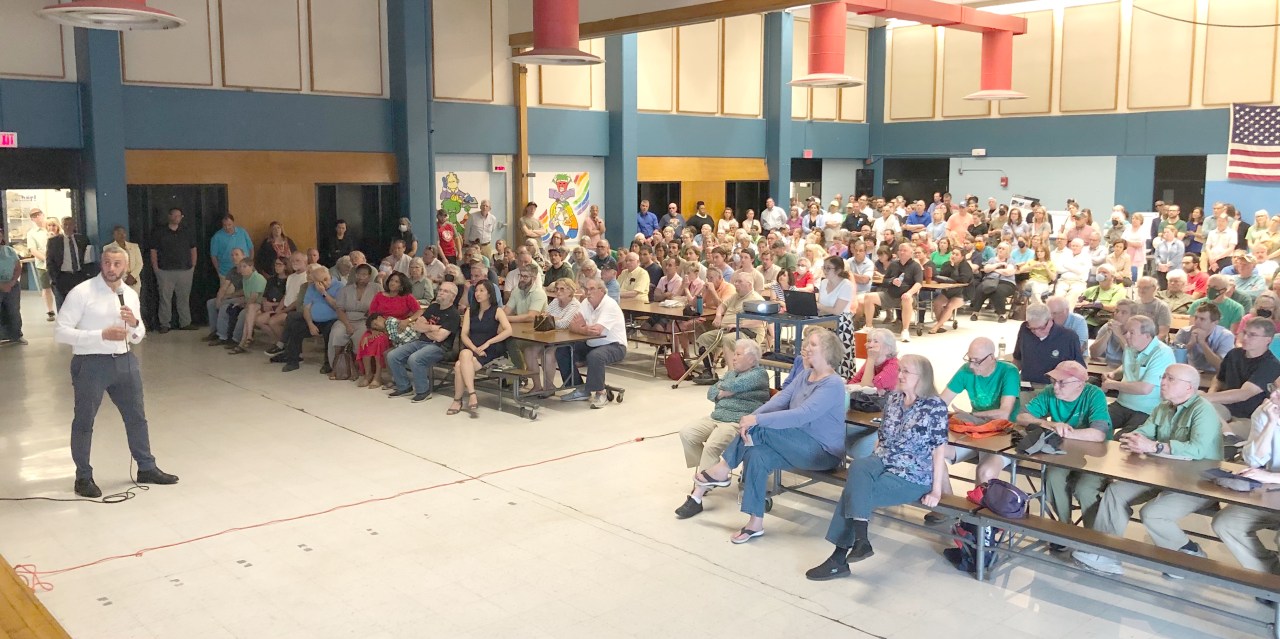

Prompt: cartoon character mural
xmin=538 ymin=172 xmax=587 ymax=242
xmin=439 ymin=171 xmax=479 ymax=227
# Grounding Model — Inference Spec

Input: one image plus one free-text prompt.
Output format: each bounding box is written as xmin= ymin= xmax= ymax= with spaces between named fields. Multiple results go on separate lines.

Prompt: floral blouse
xmin=875 ymin=391 xmax=949 ymax=486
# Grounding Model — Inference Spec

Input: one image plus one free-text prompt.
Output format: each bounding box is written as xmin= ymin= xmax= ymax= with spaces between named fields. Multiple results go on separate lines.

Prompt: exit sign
xmin=491 ymin=154 xmax=508 ymax=173
xmin=0 ymin=132 xmax=15 ymax=148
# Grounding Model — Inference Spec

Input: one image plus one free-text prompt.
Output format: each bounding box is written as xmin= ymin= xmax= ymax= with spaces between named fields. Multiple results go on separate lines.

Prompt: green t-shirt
xmin=946 ymin=360 xmax=1021 ymax=419
xmin=241 ymin=271 xmax=267 ymax=300
xmin=1024 ymin=384 xmax=1113 ymax=440
xmin=1188 ymin=297 xmax=1246 ymax=330
xmin=1157 ymin=219 xmax=1187 ymax=236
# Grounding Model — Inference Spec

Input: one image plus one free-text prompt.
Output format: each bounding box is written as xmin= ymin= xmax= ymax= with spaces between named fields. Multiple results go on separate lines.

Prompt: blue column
xmin=605 ymin=34 xmax=637 ymax=248
xmin=388 ymin=0 xmax=436 ymax=240
xmin=865 ymin=27 xmax=887 ymax=197
xmin=1115 ymin=155 xmax=1155 ymax=213
xmin=763 ymin=12 xmax=793 ymax=205
xmin=75 ymin=29 xmax=127 ymax=246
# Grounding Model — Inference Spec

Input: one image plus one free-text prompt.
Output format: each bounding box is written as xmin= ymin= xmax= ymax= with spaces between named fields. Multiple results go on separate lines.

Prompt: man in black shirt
xmin=542 ymin=247 xmax=574 ymax=288
xmin=323 ymin=219 xmax=357 ymax=266
xmin=387 ymin=282 xmax=461 ymax=402
xmin=860 ymin=243 xmax=923 ymax=342
xmin=842 ymin=203 xmax=871 ymax=240
xmin=592 ymin=239 xmax=618 ymax=272
xmin=1203 ymin=316 xmax=1280 ymax=440
xmin=687 ymin=201 xmax=715 ymax=236
xmin=1013 ymin=303 xmax=1084 ymax=386
xmin=638 ymin=246 xmax=663 ymax=297
xmin=150 ymin=208 xmax=197 ymax=330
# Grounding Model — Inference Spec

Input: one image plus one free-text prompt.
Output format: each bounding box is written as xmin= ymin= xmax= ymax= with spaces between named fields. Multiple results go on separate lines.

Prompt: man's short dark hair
xmin=222 ymin=213 xmax=235 ymax=222
xmin=336 ymin=219 xmax=347 ymax=226
xmin=1195 ymin=302 xmax=1222 ymax=322
xmin=697 ymin=201 xmax=705 ymax=208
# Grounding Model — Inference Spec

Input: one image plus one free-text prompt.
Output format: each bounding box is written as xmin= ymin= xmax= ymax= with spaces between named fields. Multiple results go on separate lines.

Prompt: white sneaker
xmin=590 ymin=392 xmax=609 ymax=409
xmin=900 ymin=331 xmax=911 ymax=343
xmin=1072 ymin=550 xmax=1124 ymax=576
xmin=562 ymin=387 xmax=590 ymax=402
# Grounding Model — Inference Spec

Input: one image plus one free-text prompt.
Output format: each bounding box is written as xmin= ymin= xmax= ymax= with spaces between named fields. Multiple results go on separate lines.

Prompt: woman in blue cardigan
xmin=690 ymin=327 xmax=848 ymax=544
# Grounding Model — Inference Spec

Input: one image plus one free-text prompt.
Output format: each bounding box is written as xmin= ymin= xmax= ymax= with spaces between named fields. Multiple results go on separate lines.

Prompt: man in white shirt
xmin=25 ymin=209 xmax=56 ymax=321
xmin=379 ymin=239 xmax=412 ymax=280
xmin=558 ymin=278 xmax=628 ymax=409
xmin=465 ymin=199 xmax=500 ymax=259
xmin=618 ymin=251 xmax=651 ymax=303
xmin=421 ymin=246 xmax=447 ymax=284
xmin=54 ymin=245 xmax=179 ymax=498
xmin=1204 ymin=214 xmax=1238 ymax=273
xmin=760 ymin=198 xmax=788 ymax=232
xmin=1053 ymin=238 xmax=1092 ymax=301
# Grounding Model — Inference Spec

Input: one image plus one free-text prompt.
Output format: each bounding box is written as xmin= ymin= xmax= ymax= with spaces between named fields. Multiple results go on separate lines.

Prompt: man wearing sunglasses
xmin=1074 ymin=363 xmax=1221 ymax=577
xmin=1202 ymin=317 xmax=1280 ymax=441
xmin=1101 ymin=315 xmax=1175 ymax=436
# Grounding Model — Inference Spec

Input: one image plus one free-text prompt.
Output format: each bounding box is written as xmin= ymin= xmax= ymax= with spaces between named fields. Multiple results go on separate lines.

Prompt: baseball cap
xmin=1233 ymin=249 xmax=1255 ymax=263
xmin=1045 ymin=361 xmax=1088 ymax=383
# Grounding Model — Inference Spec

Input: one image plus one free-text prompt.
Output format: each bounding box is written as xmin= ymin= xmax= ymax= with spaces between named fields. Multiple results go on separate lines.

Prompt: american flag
xmin=1229 ymin=103 xmax=1280 ymax=181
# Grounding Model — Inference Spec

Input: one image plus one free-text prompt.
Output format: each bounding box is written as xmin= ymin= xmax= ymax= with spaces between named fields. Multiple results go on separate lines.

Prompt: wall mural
xmin=536 ymin=171 xmax=588 ymax=244
xmin=435 ymin=170 xmax=487 ymax=228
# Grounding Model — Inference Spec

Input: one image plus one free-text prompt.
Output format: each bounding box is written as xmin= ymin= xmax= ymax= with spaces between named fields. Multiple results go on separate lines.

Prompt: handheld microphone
xmin=118 ymin=291 xmax=126 ymax=308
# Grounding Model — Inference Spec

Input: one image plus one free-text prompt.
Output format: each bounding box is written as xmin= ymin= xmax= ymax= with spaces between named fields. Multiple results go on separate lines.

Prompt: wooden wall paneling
xmin=122 ymin=0 xmax=213 ymax=86
xmin=682 ymin=181 xmax=724 ymax=225
xmin=219 ymin=0 xmax=303 ymax=91
xmin=0 ymin=0 xmax=65 ymax=79
xmin=431 ymin=0 xmax=494 ymax=101
xmin=125 ymin=150 xmax=398 ymax=251
xmin=838 ymin=27 xmax=868 ymax=122
xmin=1059 ymin=2 xmax=1120 ymax=113
xmin=791 ymin=18 xmax=811 ymax=119
xmin=888 ymin=25 xmax=936 ymax=121
xmin=721 ymin=14 xmax=763 ymax=117
xmin=637 ymin=28 xmax=675 ymax=112
xmin=1000 ymin=11 xmax=1053 ymax=116
xmin=637 ymin=157 xmax=769 ymax=182
xmin=538 ymin=39 xmax=593 ymax=107
xmin=1203 ymin=0 xmax=1277 ymax=106
xmin=677 ymin=21 xmax=721 ymax=114
xmin=1127 ymin=0 xmax=1195 ymax=109
xmin=940 ymin=28 xmax=989 ymax=118
xmin=309 ymin=0 xmax=384 ymax=96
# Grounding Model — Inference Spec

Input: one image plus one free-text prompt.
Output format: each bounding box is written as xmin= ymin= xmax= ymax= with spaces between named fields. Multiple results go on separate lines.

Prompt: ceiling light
xmin=510 ymin=0 xmax=601 ymax=66
xmin=37 ymin=0 xmax=185 ymax=31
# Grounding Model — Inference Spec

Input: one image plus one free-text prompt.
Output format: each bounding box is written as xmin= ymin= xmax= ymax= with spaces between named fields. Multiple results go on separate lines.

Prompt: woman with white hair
xmin=848 ymin=328 xmax=899 ymax=394
xmin=407 ymin=257 xmax=435 ymax=304
xmin=686 ymin=328 xmax=847 ymax=544
xmin=329 ymin=255 xmax=353 ymax=286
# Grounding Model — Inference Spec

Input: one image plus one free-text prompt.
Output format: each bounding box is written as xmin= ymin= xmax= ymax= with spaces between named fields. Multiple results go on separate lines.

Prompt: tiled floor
xmin=0 ymin=291 xmax=1266 ymax=638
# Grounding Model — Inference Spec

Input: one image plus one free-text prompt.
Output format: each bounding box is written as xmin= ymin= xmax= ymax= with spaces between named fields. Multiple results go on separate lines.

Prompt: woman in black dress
xmin=449 ymin=279 xmax=511 ymax=418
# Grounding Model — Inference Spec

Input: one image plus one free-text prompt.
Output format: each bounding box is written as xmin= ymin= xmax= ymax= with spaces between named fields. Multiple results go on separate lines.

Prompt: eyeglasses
xmin=962 ymin=354 xmax=993 ymax=366
xmin=1245 ymin=332 xmax=1271 ymax=340
xmin=1028 ymin=322 xmax=1052 ymax=333
xmin=1051 ymin=378 xmax=1080 ymax=387
xmin=1160 ymin=373 xmax=1194 ymax=386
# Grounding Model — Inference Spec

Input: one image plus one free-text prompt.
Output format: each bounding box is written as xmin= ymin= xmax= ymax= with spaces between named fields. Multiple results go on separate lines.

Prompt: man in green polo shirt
xmin=1102 ymin=314 xmax=1174 ymax=435
xmin=1187 ymin=273 xmax=1245 ymax=331
xmin=1017 ymin=361 xmax=1113 ymax=532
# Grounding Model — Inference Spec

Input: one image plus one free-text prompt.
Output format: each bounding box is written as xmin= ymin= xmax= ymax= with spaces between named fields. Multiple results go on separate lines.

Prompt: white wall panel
xmin=1059 ymin=2 xmax=1120 ymax=112
xmin=887 ymin=25 xmax=936 ymax=120
xmin=122 ymin=0 xmax=213 ymax=86
xmin=220 ymin=0 xmax=302 ymax=91
xmin=309 ymin=0 xmax=382 ymax=95
xmin=1127 ymin=0 xmax=1194 ymax=109
xmin=1203 ymin=0 xmax=1277 ymax=106
xmin=637 ymin=28 xmax=675 ymax=111
xmin=838 ymin=27 xmax=868 ymax=122
xmin=590 ymin=38 xmax=606 ymax=110
xmin=721 ymin=15 xmax=762 ymax=117
xmin=0 ymin=0 xmax=66 ymax=79
xmin=941 ymin=29 xmax=988 ymax=118
xmin=538 ymin=40 xmax=593 ymax=107
xmin=791 ymin=19 xmax=810 ymax=119
xmin=999 ymin=11 xmax=1052 ymax=116
xmin=677 ymin=21 xmax=720 ymax=114
xmin=433 ymin=0 xmax=494 ymax=101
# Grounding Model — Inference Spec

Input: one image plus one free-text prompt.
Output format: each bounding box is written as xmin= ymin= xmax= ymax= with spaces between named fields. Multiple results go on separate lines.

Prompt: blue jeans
xmin=826 ymin=456 xmax=930 ymax=547
xmin=388 ymin=340 xmax=446 ymax=394
xmin=206 ymin=299 xmax=235 ymax=339
xmin=721 ymin=427 xmax=840 ymax=518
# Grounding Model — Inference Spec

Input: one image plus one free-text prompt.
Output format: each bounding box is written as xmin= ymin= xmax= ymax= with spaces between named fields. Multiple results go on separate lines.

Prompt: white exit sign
xmin=491 ymin=154 xmax=508 ymax=173
xmin=0 ymin=132 xmax=15 ymax=148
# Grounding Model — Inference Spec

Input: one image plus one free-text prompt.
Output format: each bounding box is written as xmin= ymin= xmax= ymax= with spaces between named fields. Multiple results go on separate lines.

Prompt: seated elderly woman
xmin=848 ymin=328 xmax=900 ymax=394
xmin=523 ymin=278 xmax=582 ymax=396
xmin=806 ymin=353 xmax=949 ymax=580
xmin=448 ymin=279 xmax=512 ymax=417
xmin=327 ymin=262 xmax=378 ymax=379
xmin=329 ymin=255 xmax=354 ymax=286
xmin=685 ymin=328 xmax=848 ymax=543
xmin=675 ymin=339 xmax=770 ymax=519
xmin=407 ymin=257 xmax=436 ymax=305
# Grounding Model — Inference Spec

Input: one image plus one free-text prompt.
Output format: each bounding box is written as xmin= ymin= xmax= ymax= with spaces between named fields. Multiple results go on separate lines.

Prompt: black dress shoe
xmin=74 ymin=478 xmax=102 ymax=498
xmin=177 ymin=325 xmax=198 ymax=331
xmin=204 ymin=331 xmax=220 ymax=342
xmin=805 ymin=554 xmax=850 ymax=581
xmin=265 ymin=345 xmax=284 ymax=355
xmin=282 ymin=362 xmax=300 ymax=372
xmin=388 ymin=388 xmax=414 ymax=398
xmin=846 ymin=539 xmax=875 ymax=563
xmin=269 ymin=354 xmax=288 ymax=363
xmin=158 ymin=326 xmax=170 ymax=334
xmin=319 ymin=363 xmax=332 ymax=375
xmin=674 ymin=496 xmax=703 ymax=519
xmin=136 ymin=468 xmax=179 ymax=485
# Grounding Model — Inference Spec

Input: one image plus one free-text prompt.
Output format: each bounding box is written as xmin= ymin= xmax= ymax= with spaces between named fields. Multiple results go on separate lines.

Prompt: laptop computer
xmin=782 ymin=289 xmax=827 ymax=318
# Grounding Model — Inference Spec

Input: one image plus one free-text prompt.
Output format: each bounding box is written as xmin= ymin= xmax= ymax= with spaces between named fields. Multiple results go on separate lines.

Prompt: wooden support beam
xmin=513 ymin=54 xmax=530 ymax=215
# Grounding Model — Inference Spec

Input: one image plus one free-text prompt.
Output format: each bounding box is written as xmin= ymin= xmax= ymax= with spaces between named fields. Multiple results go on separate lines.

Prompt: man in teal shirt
xmin=1017 ymin=361 xmax=1113 ymax=530
xmin=924 ymin=337 xmax=1021 ymax=523
xmin=1101 ymin=314 xmax=1174 ymax=436
xmin=1074 ymin=363 xmax=1222 ymax=577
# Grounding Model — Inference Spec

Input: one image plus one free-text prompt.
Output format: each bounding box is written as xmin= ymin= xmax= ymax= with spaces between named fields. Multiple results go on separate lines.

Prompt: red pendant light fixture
xmin=964 ymin=29 xmax=1026 ymax=101
xmin=510 ymin=0 xmax=601 ymax=66
xmin=791 ymin=2 xmax=863 ymax=88
xmin=37 ymin=0 xmax=185 ymax=31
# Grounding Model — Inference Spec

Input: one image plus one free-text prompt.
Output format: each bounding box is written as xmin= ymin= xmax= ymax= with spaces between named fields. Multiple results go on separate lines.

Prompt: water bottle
xmin=695 ymin=293 xmax=704 ymax=314
xmin=997 ymin=337 xmax=1006 ymax=359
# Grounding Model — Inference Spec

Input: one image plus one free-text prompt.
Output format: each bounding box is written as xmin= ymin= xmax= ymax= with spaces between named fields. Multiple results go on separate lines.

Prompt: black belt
xmin=75 ymin=352 xmax=132 ymax=359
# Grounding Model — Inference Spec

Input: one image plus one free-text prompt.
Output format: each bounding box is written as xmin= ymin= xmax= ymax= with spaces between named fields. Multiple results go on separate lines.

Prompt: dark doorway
xmin=127 ymin=184 xmax=228 ymax=328
xmin=1153 ymin=156 xmax=1206 ymax=213
xmin=882 ymin=158 xmax=949 ymax=202
xmin=316 ymin=184 xmax=401 ymax=261
xmin=638 ymin=182 xmax=681 ymax=214
xmin=725 ymin=180 xmax=770 ymax=220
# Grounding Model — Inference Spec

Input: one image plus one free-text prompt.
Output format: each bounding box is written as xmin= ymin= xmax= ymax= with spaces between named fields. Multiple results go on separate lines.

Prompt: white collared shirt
xmin=578 ymin=294 xmax=627 ymax=347
xmin=55 ymin=275 xmax=145 ymax=355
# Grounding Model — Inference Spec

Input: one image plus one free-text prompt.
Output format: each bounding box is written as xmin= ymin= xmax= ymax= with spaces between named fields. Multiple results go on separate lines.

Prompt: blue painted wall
xmin=430 ymin=101 xmax=516 ymax=155
xmin=636 ymin=113 xmax=765 ymax=157
xmin=0 ymin=79 xmax=82 ymax=148
xmin=528 ymin=107 xmax=609 ymax=157
xmin=791 ymin=121 xmax=870 ymax=159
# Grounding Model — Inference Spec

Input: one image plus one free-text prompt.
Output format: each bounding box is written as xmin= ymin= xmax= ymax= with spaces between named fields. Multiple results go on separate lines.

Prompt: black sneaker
xmin=265 ymin=345 xmax=284 ymax=356
xmin=388 ymin=388 xmax=414 ymax=398
xmin=411 ymin=392 xmax=432 ymax=403
xmin=1048 ymin=543 xmax=1068 ymax=553
xmin=846 ymin=539 xmax=875 ymax=563
xmin=73 ymin=478 xmax=101 ymax=498
xmin=269 ymin=354 xmax=288 ymax=364
xmin=136 ymin=468 xmax=179 ymax=485
xmin=805 ymin=554 xmax=850 ymax=581
xmin=158 ymin=326 xmax=170 ymax=334
xmin=177 ymin=325 xmax=198 ymax=331
xmin=282 ymin=362 xmax=300 ymax=372
xmin=674 ymin=496 xmax=703 ymax=519
xmin=319 ymin=363 xmax=332 ymax=375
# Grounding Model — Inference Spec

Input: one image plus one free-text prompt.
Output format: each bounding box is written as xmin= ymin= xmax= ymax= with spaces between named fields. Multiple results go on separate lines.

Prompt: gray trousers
xmin=328 ymin=320 xmax=367 ymax=366
xmin=1212 ymin=506 xmax=1280 ymax=574
xmin=156 ymin=267 xmax=194 ymax=328
xmin=679 ymin=417 xmax=739 ymax=471
xmin=70 ymin=353 xmax=157 ymax=480
xmin=1094 ymin=480 xmax=1215 ymax=550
